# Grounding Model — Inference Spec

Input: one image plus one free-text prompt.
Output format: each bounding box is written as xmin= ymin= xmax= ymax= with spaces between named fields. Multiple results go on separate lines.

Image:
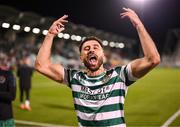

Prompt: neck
xmin=86 ymin=65 xmax=105 ymax=77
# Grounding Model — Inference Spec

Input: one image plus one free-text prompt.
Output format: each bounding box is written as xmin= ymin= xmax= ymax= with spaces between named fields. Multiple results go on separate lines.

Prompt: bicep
xmin=37 ymin=63 xmax=65 ymax=83
xmin=130 ymin=58 xmax=155 ymax=78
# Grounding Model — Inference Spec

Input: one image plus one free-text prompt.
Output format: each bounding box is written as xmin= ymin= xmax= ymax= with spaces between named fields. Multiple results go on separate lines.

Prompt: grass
xmin=125 ymin=68 xmax=180 ymax=126
xmin=13 ymin=68 xmax=180 ymax=126
xmin=14 ymin=72 xmax=77 ymax=126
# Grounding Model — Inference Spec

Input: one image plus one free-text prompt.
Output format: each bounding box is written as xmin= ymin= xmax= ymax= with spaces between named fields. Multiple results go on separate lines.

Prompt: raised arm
xmin=35 ymin=15 xmax=68 ymax=83
xmin=120 ymin=8 xmax=160 ymax=78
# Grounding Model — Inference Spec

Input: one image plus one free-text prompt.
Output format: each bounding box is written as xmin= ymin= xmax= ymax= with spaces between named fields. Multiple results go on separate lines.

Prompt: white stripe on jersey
xmin=74 ymin=96 xmax=125 ymax=107
xmin=76 ymin=110 xmax=124 ymax=121
xmin=111 ymin=123 xmax=126 ymax=127
xmin=71 ymin=82 xmax=128 ymax=95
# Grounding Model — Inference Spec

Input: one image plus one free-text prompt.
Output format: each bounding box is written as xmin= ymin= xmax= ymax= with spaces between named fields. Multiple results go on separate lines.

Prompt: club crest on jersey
xmin=0 ymin=76 xmax=6 ymax=84
xmin=102 ymin=73 xmax=111 ymax=83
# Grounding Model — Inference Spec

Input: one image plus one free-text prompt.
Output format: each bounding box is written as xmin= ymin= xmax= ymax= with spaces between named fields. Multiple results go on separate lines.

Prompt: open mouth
xmin=87 ymin=54 xmax=98 ymax=65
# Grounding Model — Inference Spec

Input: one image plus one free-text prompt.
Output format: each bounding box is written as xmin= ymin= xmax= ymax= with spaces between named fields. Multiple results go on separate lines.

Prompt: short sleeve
xmin=63 ymin=68 xmax=70 ymax=87
xmin=63 ymin=68 xmax=78 ymax=88
xmin=120 ymin=63 xmax=138 ymax=86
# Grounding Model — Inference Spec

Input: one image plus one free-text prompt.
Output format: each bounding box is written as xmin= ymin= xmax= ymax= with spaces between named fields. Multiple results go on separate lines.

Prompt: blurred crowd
xmin=0 ymin=29 xmax=128 ymax=71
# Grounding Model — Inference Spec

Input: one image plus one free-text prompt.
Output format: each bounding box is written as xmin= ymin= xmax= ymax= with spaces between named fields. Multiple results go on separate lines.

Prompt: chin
xmin=84 ymin=57 xmax=103 ymax=72
xmin=88 ymin=67 xmax=100 ymax=72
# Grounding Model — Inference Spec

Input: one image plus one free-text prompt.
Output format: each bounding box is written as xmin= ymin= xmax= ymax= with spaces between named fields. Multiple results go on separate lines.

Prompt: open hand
xmin=120 ymin=8 xmax=143 ymax=29
xmin=48 ymin=15 xmax=68 ymax=36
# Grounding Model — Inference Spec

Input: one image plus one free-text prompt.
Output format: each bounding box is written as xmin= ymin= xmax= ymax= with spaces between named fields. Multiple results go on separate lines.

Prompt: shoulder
xmin=65 ymin=68 xmax=84 ymax=79
xmin=107 ymin=65 xmax=124 ymax=75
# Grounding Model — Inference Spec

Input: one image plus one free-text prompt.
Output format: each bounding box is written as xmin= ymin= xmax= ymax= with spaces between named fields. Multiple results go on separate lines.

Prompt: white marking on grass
xmin=15 ymin=120 xmax=72 ymax=127
xmin=161 ymin=109 xmax=180 ymax=127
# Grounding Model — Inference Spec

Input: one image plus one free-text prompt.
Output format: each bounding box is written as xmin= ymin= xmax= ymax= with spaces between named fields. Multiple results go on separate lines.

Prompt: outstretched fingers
xmin=122 ymin=7 xmax=135 ymax=14
xmin=120 ymin=7 xmax=142 ymax=28
xmin=48 ymin=15 xmax=69 ymax=35
xmin=57 ymin=15 xmax=68 ymax=23
xmin=56 ymin=15 xmax=68 ymax=29
xmin=120 ymin=12 xmax=130 ymax=19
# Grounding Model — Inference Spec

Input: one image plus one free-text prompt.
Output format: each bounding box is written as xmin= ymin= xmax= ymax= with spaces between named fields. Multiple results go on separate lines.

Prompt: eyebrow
xmin=83 ymin=43 xmax=101 ymax=50
xmin=93 ymin=44 xmax=100 ymax=47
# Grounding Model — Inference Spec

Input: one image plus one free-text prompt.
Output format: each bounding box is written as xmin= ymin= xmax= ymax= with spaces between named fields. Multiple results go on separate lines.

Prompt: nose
xmin=87 ymin=50 xmax=95 ymax=56
xmin=88 ymin=50 xmax=95 ymax=54
xmin=89 ymin=47 xmax=95 ymax=52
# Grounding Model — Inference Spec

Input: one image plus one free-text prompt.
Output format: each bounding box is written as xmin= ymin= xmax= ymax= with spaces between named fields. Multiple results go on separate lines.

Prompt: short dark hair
xmin=79 ymin=36 xmax=103 ymax=53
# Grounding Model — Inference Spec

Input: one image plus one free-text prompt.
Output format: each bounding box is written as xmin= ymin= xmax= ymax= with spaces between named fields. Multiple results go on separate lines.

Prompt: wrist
xmin=136 ymin=23 xmax=145 ymax=31
xmin=47 ymin=31 xmax=56 ymax=37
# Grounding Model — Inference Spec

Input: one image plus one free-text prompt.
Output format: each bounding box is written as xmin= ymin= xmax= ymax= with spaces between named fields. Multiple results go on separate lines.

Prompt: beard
xmin=83 ymin=55 xmax=103 ymax=72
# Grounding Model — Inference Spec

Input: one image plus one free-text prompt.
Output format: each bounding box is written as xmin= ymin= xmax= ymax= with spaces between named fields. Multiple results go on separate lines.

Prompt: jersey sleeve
xmin=63 ymin=68 xmax=78 ymax=88
xmin=115 ymin=63 xmax=138 ymax=86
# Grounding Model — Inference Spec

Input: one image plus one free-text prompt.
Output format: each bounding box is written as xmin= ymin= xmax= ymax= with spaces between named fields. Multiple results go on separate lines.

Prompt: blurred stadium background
xmin=0 ymin=0 xmax=180 ymax=126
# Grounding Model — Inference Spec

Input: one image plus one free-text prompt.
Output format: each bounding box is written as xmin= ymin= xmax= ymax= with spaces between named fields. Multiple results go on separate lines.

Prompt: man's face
xmin=80 ymin=40 xmax=105 ymax=71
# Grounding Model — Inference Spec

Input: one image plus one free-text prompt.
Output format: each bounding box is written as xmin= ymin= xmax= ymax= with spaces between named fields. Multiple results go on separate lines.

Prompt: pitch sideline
xmin=15 ymin=120 xmax=73 ymax=127
xmin=161 ymin=109 xmax=180 ymax=127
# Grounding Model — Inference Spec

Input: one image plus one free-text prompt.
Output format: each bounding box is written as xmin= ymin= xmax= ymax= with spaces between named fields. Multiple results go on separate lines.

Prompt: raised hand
xmin=120 ymin=8 xmax=143 ymax=29
xmin=48 ymin=15 xmax=68 ymax=36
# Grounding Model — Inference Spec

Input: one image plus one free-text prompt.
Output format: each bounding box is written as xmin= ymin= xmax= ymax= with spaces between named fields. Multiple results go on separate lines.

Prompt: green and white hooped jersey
xmin=65 ymin=63 xmax=138 ymax=127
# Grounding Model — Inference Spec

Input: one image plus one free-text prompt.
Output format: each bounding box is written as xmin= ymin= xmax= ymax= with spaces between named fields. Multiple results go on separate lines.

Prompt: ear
xmin=103 ymin=54 xmax=107 ymax=63
xmin=80 ymin=54 xmax=83 ymax=63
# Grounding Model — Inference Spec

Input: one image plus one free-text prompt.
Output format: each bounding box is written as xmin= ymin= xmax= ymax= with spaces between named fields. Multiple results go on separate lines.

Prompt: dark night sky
xmin=0 ymin=0 xmax=180 ymax=52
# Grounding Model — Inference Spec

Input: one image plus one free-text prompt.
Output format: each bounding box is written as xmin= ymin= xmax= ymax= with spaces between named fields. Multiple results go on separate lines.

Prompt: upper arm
xmin=35 ymin=61 xmax=65 ymax=83
xmin=117 ymin=64 xmax=138 ymax=86
xmin=130 ymin=57 xmax=159 ymax=78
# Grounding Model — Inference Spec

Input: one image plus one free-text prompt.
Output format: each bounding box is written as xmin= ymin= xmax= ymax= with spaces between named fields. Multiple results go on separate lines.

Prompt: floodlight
xmin=12 ymin=24 xmax=20 ymax=30
xmin=32 ymin=28 xmax=40 ymax=34
xmin=2 ymin=23 xmax=10 ymax=28
xmin=58 ymin=33 xmax=63 ymax=38
xmin=102 ymin=40 xmax=109 ymax=46
xmin=119 ymin=43 xmax=125 ymax=48
xmin=109 ymin=42 xmax=115 ymax=47
xmin=71 ymin=35 xmax=76 ymax=40
xmin=24 ymin=26 xmax=31 ymax=32
xmin=75 ymin=35 xmax=82 ymax=41
xmin=63 ymin=33 xmax=70 ymax=39
xmin=42 ymin=30 xmax=48 ymax=35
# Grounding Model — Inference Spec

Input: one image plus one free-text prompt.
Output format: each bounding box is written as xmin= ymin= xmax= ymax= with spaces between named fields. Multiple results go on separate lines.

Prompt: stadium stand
xmin=162 ymin=29 xmax=180 ymax=67
xmin=2 ymin=5 xmax=180 ymax=69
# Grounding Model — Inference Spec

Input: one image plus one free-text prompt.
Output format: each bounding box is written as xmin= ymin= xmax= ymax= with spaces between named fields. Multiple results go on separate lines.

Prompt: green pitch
xmin=13 ymin=68 xmax=180 ymax=126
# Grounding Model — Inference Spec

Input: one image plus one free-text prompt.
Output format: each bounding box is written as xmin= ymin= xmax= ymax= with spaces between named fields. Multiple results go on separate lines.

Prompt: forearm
xmin=35 ymin=33 xmax=55 ymax=69
xmin=35 ymin=15 xmax=69 ymax=83
xmin=121 ymin=8 xmax=161 ymax=78
xmin=35 ymin=33 xmax=65 ymax=82
xmin=137 ymin=25 xmax=160 ymax=63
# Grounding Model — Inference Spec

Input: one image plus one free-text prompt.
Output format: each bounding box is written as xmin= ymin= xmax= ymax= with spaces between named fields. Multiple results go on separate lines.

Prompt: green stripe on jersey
xmin=75 ymin=103 xmax=124 ymax=113
xmin=78 ymin=117 xmax=125 ymax=126
xmin=67 ymin=65 xmax=135 ymax=126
